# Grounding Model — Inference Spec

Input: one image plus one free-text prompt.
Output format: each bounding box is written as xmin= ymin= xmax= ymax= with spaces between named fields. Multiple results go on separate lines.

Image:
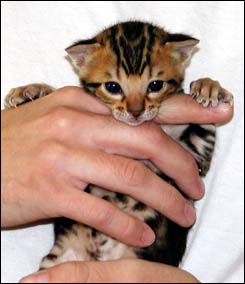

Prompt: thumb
xmin=155 ymin=93 xmax=233 ymax=124
xmin=19 ymin=259 xmax=200 ymax=283
xmin=19 ymin=260 xmax=132 ymax=283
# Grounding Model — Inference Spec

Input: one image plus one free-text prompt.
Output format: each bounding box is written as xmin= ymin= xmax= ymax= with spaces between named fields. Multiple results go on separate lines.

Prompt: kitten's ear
xmin=165 ymin=33 xmax=199 ymax=65
xmin=65 ymin=41 xmax=101 ymax=69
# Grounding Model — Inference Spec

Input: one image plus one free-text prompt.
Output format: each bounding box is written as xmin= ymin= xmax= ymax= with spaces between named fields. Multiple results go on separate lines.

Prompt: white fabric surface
xmin=1 ymin=1 xmax=244 ymax=283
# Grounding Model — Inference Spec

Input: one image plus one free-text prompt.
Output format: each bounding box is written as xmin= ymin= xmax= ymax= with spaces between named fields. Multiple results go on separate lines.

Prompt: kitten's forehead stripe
xmin=146 ymin=24 xmax=156 ymax=65
xmin=140 ymin=61 xmax=147 ymax=76
xmin=146 ymin=24 xmax=156 ymax=77
xmin=75 ymin=21 xmax=195 ymax=101
xmin=106 ymin=22 xmax=158 ymax=76
xmin=119 ymin=35 xmax=147 ymax=75
xmin=109 ymin=26 xmax=121 ymax=67
xmin=122 ymin=61 xmax=129 ymax=76
xmin=121 ymin=21 xmax=144 ymax=41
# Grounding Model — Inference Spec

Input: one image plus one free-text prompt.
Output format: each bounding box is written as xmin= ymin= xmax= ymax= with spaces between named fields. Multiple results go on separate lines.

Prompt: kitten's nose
xmin=127 ymin=101 xmax=144 ymax=118
xmin=131 ymin=110 xmax=143 ymax=118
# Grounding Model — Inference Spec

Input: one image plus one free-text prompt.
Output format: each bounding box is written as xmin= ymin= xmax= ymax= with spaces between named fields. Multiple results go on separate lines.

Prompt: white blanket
xmin=1 ymin=1 xmax=244 ymax=283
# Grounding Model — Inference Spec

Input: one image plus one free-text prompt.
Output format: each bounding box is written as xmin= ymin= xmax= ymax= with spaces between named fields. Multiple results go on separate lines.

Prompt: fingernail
xmin=197 ymin=178 xmax=205 ymax=198
xmin=184 ymin=203 xmax=196 ymax=226
xmin=141 ymin=226 xmax=155 ymax=246
xmin=212 ymin=103 xmax=231 ymax=112
xmin=19 ymin=272 xmax=49 ymax=283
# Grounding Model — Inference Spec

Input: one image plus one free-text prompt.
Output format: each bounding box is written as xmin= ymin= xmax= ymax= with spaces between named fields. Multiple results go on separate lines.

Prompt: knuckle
xmin=159 ymin=187 xmax=179 ymax=213
xmin=150 ymin=125 xmax=164 ymax=144
xmin=119 ymin=215 xmax=135 ymax=240
xmin=94 ymin=203 xmax=115 ymax=228
xmin=185 ymin=153 xmax=198 ymax=173
xmin=137 ymin=123 xmax=164 ymax=154
xmin=47 ymin=106 xmax=74 ymax=132
xmin=141 ymin=122 xmax=161 ymax=138
xmin=58 ymin=86 xmax=83 ymax=101
xmin=37 ymin=107 xmax=82 ymax=141
xmin=58 ymin=86 xmax=76 ymax=93
xmin=121 ymin=159 xmax=146 ymax=187
xmin=37 ymin=140 xmax=69 ymax=168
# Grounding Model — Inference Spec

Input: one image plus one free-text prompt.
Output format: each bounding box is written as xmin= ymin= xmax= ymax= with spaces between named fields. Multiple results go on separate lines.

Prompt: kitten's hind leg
xmin=4 ymin=83 xmax=55 ymax=108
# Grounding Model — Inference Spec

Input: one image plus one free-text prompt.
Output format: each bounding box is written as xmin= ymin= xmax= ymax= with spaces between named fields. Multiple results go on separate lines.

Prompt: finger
xmin=51 ymin=86 xmax=111 ymax=114
xmin=46 ymin=107 xmax=203 ymax=201
xmin=57 ymin=111 xmax=203 ymax=201
xmin=19 ymin=259 xmax=200 ymax=283
xmin=33 ymin=87 xmax=233 ymax=125
xmin=155 ymin=93 xmax=233 ymax=124
xmin=54 ymin=186 xmax=155 ymax=248
xmin=16 ymin=86 xmax=111 ymax=120
xmin=64 ymin=148 xmax=196 ymax=227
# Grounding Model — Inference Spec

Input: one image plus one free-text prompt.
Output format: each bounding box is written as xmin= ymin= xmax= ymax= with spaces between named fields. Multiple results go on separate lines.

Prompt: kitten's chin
xmin=112 ymin=109 xmax=158 ymax=126
xmin=121 ymin=119 xmax=146 ymax=126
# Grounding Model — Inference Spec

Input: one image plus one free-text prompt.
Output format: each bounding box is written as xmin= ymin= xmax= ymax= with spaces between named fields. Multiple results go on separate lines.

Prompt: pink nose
xmin=131 ymin=110 xmax=143 ymax=118
xmin=127 ymin=101 xmax=145 ymax=118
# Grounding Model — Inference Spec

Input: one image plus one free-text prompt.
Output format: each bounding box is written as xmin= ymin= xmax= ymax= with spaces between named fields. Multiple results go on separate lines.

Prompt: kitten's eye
xmin=147 ymin=80 xmax=164 ymax=93
xmin=105 ymin=82 xmax=122 ymax=94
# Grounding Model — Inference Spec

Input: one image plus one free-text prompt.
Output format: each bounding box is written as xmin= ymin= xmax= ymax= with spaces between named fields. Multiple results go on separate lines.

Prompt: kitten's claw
xmin=24 ymin=91 xmax=34 ymax=101
xmin=4 ymin=83 xmax=55 ymax=108
xmin=190 ymin=78 xmax=233 ymax=107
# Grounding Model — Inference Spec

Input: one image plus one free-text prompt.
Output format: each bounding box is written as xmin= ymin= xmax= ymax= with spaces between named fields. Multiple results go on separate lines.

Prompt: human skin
xmin=1 ymin=86 xmax=232 ymax=283
xmin=19 ymin=259 xmax=200 ymax=283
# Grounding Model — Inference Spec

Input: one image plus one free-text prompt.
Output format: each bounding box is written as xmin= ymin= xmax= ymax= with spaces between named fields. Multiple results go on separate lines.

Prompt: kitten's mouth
xmin=123 ymin=118 xmax=146 ymax=126
xmin=112 ymin=109 xmax=158 ymax=126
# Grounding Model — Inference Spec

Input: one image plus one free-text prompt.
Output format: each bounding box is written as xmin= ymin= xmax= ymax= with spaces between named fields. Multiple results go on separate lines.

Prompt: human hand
xmin=19 ymin=259 xmax=200 ymax=283
xmin=155 ymin=91 xmax=233 ymax=124
xmin=1 ymin=86 xmax=233 ymax=247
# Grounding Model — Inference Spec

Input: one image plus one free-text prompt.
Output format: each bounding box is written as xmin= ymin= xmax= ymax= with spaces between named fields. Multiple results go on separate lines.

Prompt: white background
xmin=1 ymin=1 xmax=244 ymax=283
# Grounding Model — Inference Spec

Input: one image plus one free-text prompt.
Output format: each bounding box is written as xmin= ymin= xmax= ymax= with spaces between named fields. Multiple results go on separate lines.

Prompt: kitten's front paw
xmin=4 ymin=83 xmax=54 ymax=108
xmin=190 ymin=78 xmax=233 ymax=107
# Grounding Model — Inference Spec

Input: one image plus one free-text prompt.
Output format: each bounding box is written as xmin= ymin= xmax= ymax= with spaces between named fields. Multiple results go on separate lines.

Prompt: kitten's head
xmin=66 ymin=21 xmax=199 ymax=126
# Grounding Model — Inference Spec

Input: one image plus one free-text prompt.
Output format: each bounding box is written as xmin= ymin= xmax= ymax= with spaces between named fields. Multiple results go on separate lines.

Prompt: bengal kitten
xmin=5 ymin=21 xmax=233 ymax=268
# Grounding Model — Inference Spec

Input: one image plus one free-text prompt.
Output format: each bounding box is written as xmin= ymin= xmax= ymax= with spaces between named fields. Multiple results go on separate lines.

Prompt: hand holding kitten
xmin=19 ymin=259 xmax=200 ymax=283
xmin=1 ymin=86 xmax=232 ymax=246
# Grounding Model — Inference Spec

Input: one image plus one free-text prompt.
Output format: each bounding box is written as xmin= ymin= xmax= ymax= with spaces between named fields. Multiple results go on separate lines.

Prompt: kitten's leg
xmin=182 ymin=78 xmax=234 ymax=176
xmin=190 ymin=77 xmax=234 ymax=107
xmin=4 ymin=83 xmax=55 ymax=108
xmin=178 ymin=123 xmax=216 ymax=177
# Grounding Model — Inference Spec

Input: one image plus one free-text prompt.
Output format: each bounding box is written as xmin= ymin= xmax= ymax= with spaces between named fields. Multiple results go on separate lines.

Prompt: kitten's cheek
xmin=142 ymin=108 xmax=159 ymax=121
xmin=112 ymin=110 xmax=132 ymax=125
